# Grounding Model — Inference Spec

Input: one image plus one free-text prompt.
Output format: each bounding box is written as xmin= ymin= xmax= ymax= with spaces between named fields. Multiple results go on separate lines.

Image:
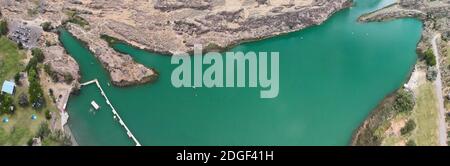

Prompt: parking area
xmin=7 ymin=21 xmax=42 ymax=49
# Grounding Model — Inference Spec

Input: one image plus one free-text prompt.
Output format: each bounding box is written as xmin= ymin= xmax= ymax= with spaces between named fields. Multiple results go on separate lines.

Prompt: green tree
xmin=0 ymin=20 xmax=8 ymax=36
xmin=14 ymin=72 xmax=21 ymax=85
xmin=37 ymin=122 xmax=51 ymax=138
xmin=393 ymin=89 xmax=415 ymax=113
xmin=25 ymin=56 xmax=39 ymax=71
xmin=423 ymin=49 xmax=436 ymax=66
xmin=64 ymin=73 xmax=74 ymax=84
xmin=45 ymin=110 xmax=52 ymax=120
xmin=401 ymin=119 xmax=416 ymax=135
xmin=406 ymin=139 xmax=416 ymax=146
xmin=0 ymin=94 xmax=14 ymax=114
xmin=17 ymin=42 xmax=24 ymax=50
xmin=31 ymin=48 xmax=45 ymax=63
xmin=18 ymin=93 xmax=29 ymax=107
xmin=27 ymin=138 xmax=34 ymax=146
xmin=41 ymin=22 xmax=52 ymax=32
xmin=28 ymin=68 xmax=45 ymax=109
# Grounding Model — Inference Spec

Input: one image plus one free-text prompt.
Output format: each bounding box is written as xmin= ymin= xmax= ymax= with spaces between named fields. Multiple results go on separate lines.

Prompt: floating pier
xmin=80 ymin=79 xmax=141 ymax=146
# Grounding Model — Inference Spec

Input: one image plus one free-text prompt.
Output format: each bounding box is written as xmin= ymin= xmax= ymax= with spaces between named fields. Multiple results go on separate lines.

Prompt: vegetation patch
xmin=353 ymin=80 xmax=440 ymax=146
xmin=401 ymin=119 xmax=416 ymax=135
xmin=28 ymin=67 xmax=45 ymax=109
xmin=1 ymin=37 xmax=69 ymax=145
xmin=0 ymin=19 xmax=8 ymax=36
xmin=423 ymin=48 xmax=436 ymax=66
xmin=100 ymin=34 xmax=121 ymax=47
xmin=63 ymin=10 xmax=89 ymax=28
xmin=352 ymin=88 xmax=415 ymax=146
xmin=40 ymin=22 xmax=53 ymax=32
xmin=44 ymin=64 xmax=59 ymax=82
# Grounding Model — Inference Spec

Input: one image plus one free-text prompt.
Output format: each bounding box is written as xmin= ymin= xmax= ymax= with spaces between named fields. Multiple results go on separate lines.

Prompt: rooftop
xmin=1 ymin=80 xmax=16 ymax=95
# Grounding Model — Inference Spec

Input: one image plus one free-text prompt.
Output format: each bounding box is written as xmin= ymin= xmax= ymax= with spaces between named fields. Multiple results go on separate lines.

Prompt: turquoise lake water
xmin=60 ymin=0 xmax=423 ymax=145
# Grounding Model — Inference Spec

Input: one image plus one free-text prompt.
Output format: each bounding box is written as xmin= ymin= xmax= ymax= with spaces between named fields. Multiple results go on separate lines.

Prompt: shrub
xmin=406 ymin=139 xmax=416 ymax=146
xmin=31 ymin=48 xmax=45 ymax=63
xmin=423 ymin=49 xmax=436 ymax=66
xmin=401 ymin=119 xmax=416 ymax=135
xmin=25 ymin=56 xmax=39 ymax=71
xmin=44 ymin=64 xmax=59 ymax=82
xmin=18 ymin=93 xmax=29 ymax=107
xmin=0 ymin=20 xmax=8 ymax=36
xmin=49 ymin=88 xmax=56 ymax=103
xmin=426 ymin=66 xmax=438 ymax=81
xmin=45 ymin=110 xmax=52 ymax=120
xmin=41 ymin=22 xmax=52 ymax=32
xmin=27 ymin=138 xmax=34 ymax=146
xmin=28 ymin=68 xmax=45 ymax=110
xmin=0 ymin=94 xmax=14 ymax=114
xmin=64 ymin=73 xmax=74 ymax=84
xmin=393 ymin=89 xmax=415 ymax=113
xmin=37 ymin=122 xmax=51 ymax=138
xmin=100 ymin=34 xmax=119 ymax=46
xmin=63 ymin=11 xmax=89 ymax=28
xmin=14 ymin=72 xmax=21 ymax=85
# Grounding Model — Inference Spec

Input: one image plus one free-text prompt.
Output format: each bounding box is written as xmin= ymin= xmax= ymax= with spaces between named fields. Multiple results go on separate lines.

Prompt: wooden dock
xmin=81 ymin=79 xmax=141 ymax=146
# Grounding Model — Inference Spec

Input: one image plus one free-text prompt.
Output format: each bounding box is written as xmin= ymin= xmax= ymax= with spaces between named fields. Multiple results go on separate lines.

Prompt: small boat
xmin=91 ymin=101 xmax=100 ymax=110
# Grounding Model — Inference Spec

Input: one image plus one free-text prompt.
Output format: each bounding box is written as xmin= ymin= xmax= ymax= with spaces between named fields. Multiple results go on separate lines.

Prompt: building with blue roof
xmin=1 ymin=80 xmax=16 ymax=95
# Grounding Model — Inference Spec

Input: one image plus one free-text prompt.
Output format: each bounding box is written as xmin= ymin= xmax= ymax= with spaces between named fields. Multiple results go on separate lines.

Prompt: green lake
xmin=60 ymin=0 xmax=423 ymax=145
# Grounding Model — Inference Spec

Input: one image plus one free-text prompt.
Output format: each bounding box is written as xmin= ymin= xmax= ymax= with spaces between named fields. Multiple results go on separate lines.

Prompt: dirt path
xmin=432 ymin=34 xmax=448 ymax=146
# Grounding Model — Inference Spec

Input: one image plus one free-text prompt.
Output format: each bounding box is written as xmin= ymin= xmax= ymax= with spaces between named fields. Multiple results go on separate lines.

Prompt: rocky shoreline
xmin=357 ymin=0 xmax=450 ymax=53
xmin=1 ymin=0 xmax=352 ymax=86
xmin=93 ymin=0 xmax=353 ymax=55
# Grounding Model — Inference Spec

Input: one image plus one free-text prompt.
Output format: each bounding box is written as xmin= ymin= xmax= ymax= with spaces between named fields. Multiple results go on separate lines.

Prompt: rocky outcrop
xmin=357 ymin=0 xmax=450 ymax=53
xmin=358 ymin=3 xmax=426 ymax=22
xmin=154 ymin=0 xmax=212 ymax=12
xmin=66 ymin=24 xmax=158 ymax=87
xmin=43 ymin=45 xmax=80 ymax=84
xmin=86 ymin=0 xmax=353 ymax=55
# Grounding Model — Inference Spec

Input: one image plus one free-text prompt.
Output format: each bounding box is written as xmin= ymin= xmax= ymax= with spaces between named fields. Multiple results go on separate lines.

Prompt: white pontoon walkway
xmin=80 ymin=79 xmax=141 ymax=146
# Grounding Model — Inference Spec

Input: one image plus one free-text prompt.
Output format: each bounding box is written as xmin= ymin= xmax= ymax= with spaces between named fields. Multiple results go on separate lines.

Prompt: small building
xmin=91 ymin=101 xmax=100 ymax=110
xmin=1 ymin=80 xmax=15 ymax=95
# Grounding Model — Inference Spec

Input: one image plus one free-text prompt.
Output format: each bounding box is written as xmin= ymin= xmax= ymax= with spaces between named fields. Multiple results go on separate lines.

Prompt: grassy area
xmin=0 ymin=37 xmax=68 ymax=145
xmin=380 ymin=82 xmax=439 ymax=146
xmin=354 ymin=80 xmax=440 ymax=146
xmin=0 ymin=36 xmax=26 ymax=82
xmin=410 ymin=82 xmax=439 ymax=146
